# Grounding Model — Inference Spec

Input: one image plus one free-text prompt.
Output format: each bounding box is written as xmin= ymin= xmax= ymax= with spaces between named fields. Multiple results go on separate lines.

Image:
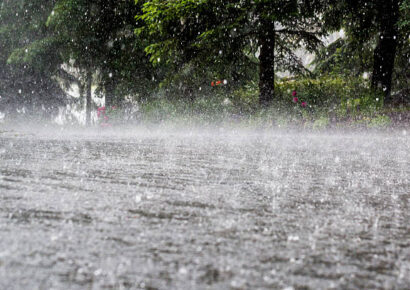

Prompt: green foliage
xmin=230 ymin=82 xmax=260 ymax=114
xmin=275 ymin=76 xmax=377 ymax=113
xmin=1 ymin=0 xmax=408 ymax=122
xmin=321 ymin=0 xmax=406 ymax=101
xmin=45 ymin=0 xmax=162 ymax=105
xmin=139 ymin=92 xmax=241 ymax=124
xmin=0 ymin=0 xmax=59 ymax=68
xmin=312 ymin=116 xmax=330 ymax=130
xmin=312 ymin=38 xmax=373 ymax=77
xmin=0 ymin=0 xmax=66 ymax=114
xmin=136 ymin=74 xmax=396 ymax=128
xmin=46 ymin=0 xmax=109 ymax=68
xmin=368 ymin=115 xmax=392 ymax=128
xmin=136 ymin=0 xmax=326 ymax=103
xmin=313 ymin=35 xmax=409 ymax=101
xmin=399 ymin=0 xmax=410 ymax=30
xmin=7 ymin=37 xmax=61 ymax=71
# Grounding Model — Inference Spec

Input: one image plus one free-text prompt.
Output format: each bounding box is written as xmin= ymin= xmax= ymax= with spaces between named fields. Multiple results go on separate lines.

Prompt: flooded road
xmin=0 ymin=128 xmax=409 ymax=289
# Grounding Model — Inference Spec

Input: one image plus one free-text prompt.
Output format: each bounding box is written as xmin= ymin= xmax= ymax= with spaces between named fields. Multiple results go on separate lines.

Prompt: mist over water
xmin=0 ymin=125 xmax=409 ymax=289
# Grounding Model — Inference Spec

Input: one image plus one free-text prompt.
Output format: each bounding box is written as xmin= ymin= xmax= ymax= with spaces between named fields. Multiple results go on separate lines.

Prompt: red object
xmin=97 ymin=106 xmax=106 ymax=117
xmin=292 ymin=90 xmax=297 ymax=97
xmin=216 ymin=80 xmax=222 ymax=86
xmin=211 ymin=81 xmax=215 ymax=87
xmin=301 ymin=102 xmax=307 ymax=107
xmin=293 ymin=97 xmax=298 ymax=103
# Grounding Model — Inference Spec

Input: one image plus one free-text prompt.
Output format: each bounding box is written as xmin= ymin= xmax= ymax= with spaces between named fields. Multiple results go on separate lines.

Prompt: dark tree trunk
xmin=85 ymin=70 xmax=92 ymax=126
xmin=258 ymin=19 xmax=275 ymax=107
xmin=105 ymin=77 xmax=115 ymax=108
xmin=79 ymin=81 xmax=84 ymax=107
xmin=371 ymin=0 xmax=399 ymax=104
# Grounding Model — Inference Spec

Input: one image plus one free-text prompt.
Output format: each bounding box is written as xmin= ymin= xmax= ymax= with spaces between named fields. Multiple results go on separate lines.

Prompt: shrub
xmin=313 ymin=116 xmax=330 ymax=130
xmin=230 ymin=82 xmax=259 ymax=114
xmin=136 ymin=75 xmax=390 ymax=126
xmin=275 ymin=76 xmax=381 ymax=117
xmin=368 ymin=115 xmax=392 ymax=128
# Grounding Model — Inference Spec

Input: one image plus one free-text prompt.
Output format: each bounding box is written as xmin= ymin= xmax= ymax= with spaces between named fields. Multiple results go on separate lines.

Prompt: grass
xmin=133 ymin=94 xmax=409 ymax=131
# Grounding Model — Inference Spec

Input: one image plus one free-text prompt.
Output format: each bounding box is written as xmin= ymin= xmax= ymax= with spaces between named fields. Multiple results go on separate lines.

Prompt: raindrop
xmin=288 ymin=235 xmax=299 ymax=242
xmin=94 ymin=269 xmax=103 ymax=276
xmin=135 ymin=195 xmax=142 ymax=203
xmin=178 ymin=267 xmax=188 ymax=275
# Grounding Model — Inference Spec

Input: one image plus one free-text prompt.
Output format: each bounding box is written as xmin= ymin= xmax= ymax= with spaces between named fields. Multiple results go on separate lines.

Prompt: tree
xmin=46 ymin=0 xmax=105 ymax=125
xmin=1 ymin=0 xmax=161 ymax=124
xmin=46 ymin=0 xmax=162 ymax=124
xmin=136 ymin=0 xmax=324 ymax=106
xmin=322 ymin=0 xmax=406 ymax=104
xmin=0 ymin=0 xmax=66 ymax=117
xmin=371 ymin=0 xmax=400 ymax=102
xmin=399 ymin=0 xmax=410 ymax=31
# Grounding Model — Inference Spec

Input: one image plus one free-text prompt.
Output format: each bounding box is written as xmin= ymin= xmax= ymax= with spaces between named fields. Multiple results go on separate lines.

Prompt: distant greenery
xmin=133 ymin=75 xmax=404 ymax=130
xmin=0 ymin=0 xmax=408 ymax=125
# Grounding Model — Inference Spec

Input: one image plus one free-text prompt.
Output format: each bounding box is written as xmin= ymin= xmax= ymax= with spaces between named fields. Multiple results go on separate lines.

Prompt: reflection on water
xmin=0 ymin=128 xmax=409 ymax=289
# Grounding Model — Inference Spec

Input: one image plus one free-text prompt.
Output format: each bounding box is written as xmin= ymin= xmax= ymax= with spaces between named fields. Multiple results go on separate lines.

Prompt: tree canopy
xmin=0 ymin=0 xmax=65 ymax=115
xmin=0 ymin=0 xmax=408 ymax=122
xmin=136 ymin=0 xmax=326 ymax=105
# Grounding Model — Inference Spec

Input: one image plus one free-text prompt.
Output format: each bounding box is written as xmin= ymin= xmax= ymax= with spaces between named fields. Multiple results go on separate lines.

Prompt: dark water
xmin=0 ymin=128 xmax=409 ymax=289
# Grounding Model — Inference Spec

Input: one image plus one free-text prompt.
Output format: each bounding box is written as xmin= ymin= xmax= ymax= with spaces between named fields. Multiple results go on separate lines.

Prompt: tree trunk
xmin=79 ymin=81 xmax=84 ymax=107
xmin=105 ymin=77 xmax=115 ymax=108
xmin=85 ymin=70 xmax=92 ymax=126
xmin=371 ymin=0 xmax=399 ymax=104
xmin=258 ymin=19 xmax=275 ymax=107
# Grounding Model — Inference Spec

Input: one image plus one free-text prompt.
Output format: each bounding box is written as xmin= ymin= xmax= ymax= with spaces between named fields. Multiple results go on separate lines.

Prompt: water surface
xmin=0 ymin=128 xmax=409 ymax=289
